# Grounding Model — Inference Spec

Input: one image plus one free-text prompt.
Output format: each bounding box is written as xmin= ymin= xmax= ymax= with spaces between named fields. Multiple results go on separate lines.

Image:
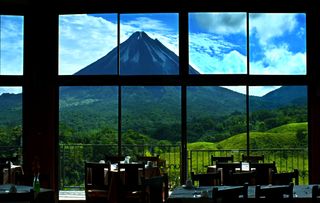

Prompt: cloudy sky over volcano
xmin=0 ymin=13 xmax=306 ymax=96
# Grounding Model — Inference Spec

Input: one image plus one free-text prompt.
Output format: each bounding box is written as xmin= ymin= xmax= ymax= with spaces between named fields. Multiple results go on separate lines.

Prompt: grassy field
xmin=163 ymin=122 xmax=308 ymax=187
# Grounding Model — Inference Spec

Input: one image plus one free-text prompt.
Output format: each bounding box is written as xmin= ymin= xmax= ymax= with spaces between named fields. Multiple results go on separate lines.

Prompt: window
xmin=189 ymin=13 xmax=247 ymax=74
xmin=0 ymin=15 xmax=24 ymax=75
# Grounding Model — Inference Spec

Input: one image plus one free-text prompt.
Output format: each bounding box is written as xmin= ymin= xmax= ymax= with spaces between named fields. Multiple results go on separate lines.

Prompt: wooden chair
xmin=211 ymin=155 xmax=234 ymax=165
xmin=312 ymin=184 xmax=320 ymax=203
xmin=118 ymin=163 xmax=147 ymax=203
xmin=251 ymin=162 xmax=276 ymax=185
xmin=216 ymin=162 xmax=241 ymax=185
xmin=0 ymin=162 xmax=11 ymax=184
xmin=242 ymin=154 xmax=264 ymax=163
xmin=84 ymin=161 xmax=111 ymax=203
xmin=190 ymin=171 xmax=221 ymax=186
xmin=272 ymin=169 xmax=299 ymax=185
xmin=229 ymin=170 xmax=256 ymax=186
xmin=137 ymin=155 xmax=160 ymax=166
xmin=144 ymin=173 xmax=169 ymax=203
xmin=0 ymin=189 xmax=34 ymax=202
xmin=255 ymin=182 xmax=294 ymax=202
xmin=212 ymin=183 xmax=248 ymax=203
xmin=105 ymin=155 xmax=125 ymax=164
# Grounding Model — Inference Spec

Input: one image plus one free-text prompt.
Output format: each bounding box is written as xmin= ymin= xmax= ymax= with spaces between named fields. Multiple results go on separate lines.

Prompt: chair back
xmin=0 ymin=189 xmax=34 ymax=202
xmin=272 ymin=169 xmax=299 ymax=185
xmin=211 ymin=155 xmax=234 ymax=165
xmin=312 ymin=185 xmax=320 ymax=203
xmin=85 ymin=161 xmax=110 ymax=191
xmin=212 ymin=183 xmax=248 ymax=203
xmin=242 ymin=154 xmax=264 ymax=163
xmin=250 ymin=162 xmax=276 ymax=185
xmin=190 ymin=171 xmax=221 ymax=186
xmin=255 ymin=182 xmax=294 ymax=201
xmin=229 ymin=170 xmax=256 ymax=186
xmin=0 ymin=162 xmax=11 ymax=184
xmin=144 ymin=173 xmax=169 ymax=203
xmin=118 ymin=163 xmax=145 ymax=190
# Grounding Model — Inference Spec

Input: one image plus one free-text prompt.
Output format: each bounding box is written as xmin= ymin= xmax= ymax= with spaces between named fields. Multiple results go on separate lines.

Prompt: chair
xmin=272 ymin=169 xmax=299 ymax=185
xmin=216 ymin=162 xmax=241 ymax=185
xmin=0 ymin=162 xmax=11 ymax=184
xmin=118 ymin=163 xmax=147 ymax=203
xmin=312 ymin=184 xmax=320 ymax=203
xmin=250 ymin=162 xmax=276 ymax=185
xmin=84 ymin=161 xmax=111 ymax=203
xmin=242 ymin=154 xmax=264 ymax=163
xmin=0 ymin=189 xmax=34 ymax=202
xmin=105 ymin=155 xmax=125 ymax=164
xmin=211 ymin=155 xmax=234 ymax=165
xmin=190 ymin=171 xmax=221 ymax=186
xmin=144 ymin=173 xmax=169 ymax=203
xmin=212 ymin=183 xmax=248 ymax=203
xmin=255 ymin=182 xmax=294 ymax=202
xmin=229 ymin=170 xmax=256 ymax=186
xmin=137 ymin=155 xmax=160 ymax=166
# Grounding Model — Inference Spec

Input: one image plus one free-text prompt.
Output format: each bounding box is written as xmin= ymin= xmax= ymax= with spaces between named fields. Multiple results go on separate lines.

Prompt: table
xmin=0 ymin=184 xmax=56 ymax=203
xmin=168 ymin=185 xmax=315 ymax=203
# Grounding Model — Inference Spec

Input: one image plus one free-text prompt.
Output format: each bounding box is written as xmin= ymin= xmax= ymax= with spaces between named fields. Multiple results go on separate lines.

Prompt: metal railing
xmin=189 ymin=148 xmax=309 ymax=184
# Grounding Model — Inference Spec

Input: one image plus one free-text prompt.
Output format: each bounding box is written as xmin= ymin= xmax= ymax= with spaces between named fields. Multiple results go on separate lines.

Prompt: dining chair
xmin=0 ymin=189 xmax=34 ymax=202
xmin=84 ymin=161 xmax=111 ymax=203
xmin=0 ymin=162 xmax=11 ymax=184
xmin=250 ymin=162 xmax=276 ymax=185
xmin=211 ymin=155 xmax=234 ymax=165
xmin=190 ymin=171 xmax=222 ymax=186
xmin=255 ymin=182 xmax=294 ymax=202
xmin=118 ymin=163 xmax=147 ymax=203
xmin=312 ymin=184 xmax=320 ymax=203
xmin=144 ymin=173 xmax=169 ymax=203
xmin=272 ymin=169 xmax=299 ymax=185
xmin=212 ymin=183 xmax=248 ymax=203
xmin=229 ymin=170 xmax=256 ymax=186
xmin=242 ymin=154 xmax=265 ymax=163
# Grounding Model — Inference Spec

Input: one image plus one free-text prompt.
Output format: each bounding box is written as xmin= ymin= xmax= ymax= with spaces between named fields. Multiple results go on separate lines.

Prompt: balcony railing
xmin=0 ymin=145 xmax=308 ymax=190
xmin=59 ymin=144 xmax=309 ymax=190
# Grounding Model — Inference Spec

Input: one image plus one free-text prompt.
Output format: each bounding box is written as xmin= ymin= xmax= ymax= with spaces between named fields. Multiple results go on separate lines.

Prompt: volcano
xmin=74 ymin=31 xmax=199 ymax=75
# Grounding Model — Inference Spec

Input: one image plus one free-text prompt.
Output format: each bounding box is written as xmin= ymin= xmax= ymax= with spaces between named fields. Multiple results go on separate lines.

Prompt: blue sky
xmin=0 ymin=13 xmax=306 ymax=96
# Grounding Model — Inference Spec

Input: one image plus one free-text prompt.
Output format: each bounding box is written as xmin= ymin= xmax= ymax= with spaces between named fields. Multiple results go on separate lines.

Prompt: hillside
xmin=214 ymin=122 xmax=307 ymax=150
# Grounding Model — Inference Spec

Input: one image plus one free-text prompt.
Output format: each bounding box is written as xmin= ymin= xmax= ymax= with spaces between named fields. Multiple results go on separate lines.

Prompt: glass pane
xmin=189 ymin=13 xmax=247 ymax=74
xmin=0 ymin=87 xmax=22 ymax=158
xmin=0 ymin=15 xmax=24 ymax=75
xmin=59 ymin=14 xmax=117 ymax=75
xmin=249 ymin=13 xmax=306 ymax=75
xmin=120 ymin=13 xmax=179 ymax=75
xmin=249 ymin=86 xmax=308 ymax=184
xmin=187 ymin=86 xmax=246 ymax=174
xmin=121 ymin=86 xmax=181 ymax=187
xmin=59 ymin=86 xmax=118 ymax=189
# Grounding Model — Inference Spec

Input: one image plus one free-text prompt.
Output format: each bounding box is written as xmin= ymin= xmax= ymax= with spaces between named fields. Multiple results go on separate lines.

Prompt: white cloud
xmin=0 ymin=87 xmax=22 ymax=95
xmin=59 ymin=14 xmax=117 ymax=75
xmin=0 ymin=15 xmax=24 ymax=75
xmin=59 ymin=14 xmax=179 ymax=75
xmin=250 ymin=13 xmax=297 ymax=46
xmin=250 ymin=44 xmax=306 ymax=75
xmin=189 ymin=33 xmax=246 ymax=74
xmin=192 ymin=13 xmax=246 ymax=35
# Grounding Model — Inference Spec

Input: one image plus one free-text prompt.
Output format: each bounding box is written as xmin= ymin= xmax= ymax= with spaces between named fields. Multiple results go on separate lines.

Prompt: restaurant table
xmin=0 ymin=184 xmax=56 ymax=203
xmin=168 ymin=185 xmax=315 ymax=203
